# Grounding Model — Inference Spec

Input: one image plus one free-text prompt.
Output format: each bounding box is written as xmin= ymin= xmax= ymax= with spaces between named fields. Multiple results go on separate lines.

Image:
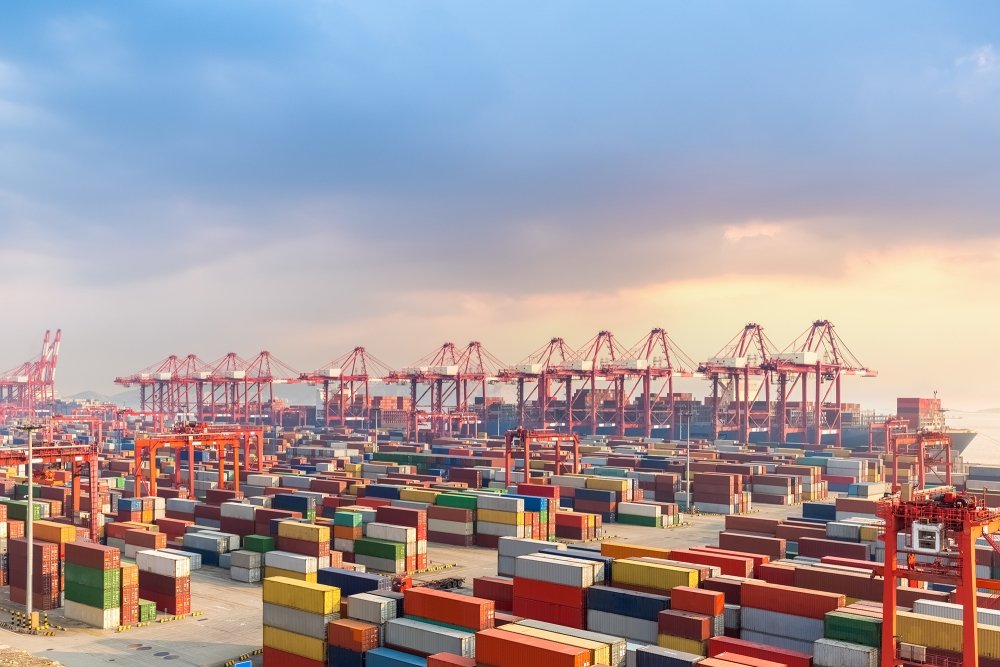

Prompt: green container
xmin=65 ymin=563 xmax=121 ymax=590
xmin=0 ymin=499 xmax=43 ymax=521
xmin=593 ymin=467 xmax=629 ymax=478
xmin=616 ymin=514 xmax=662 ymax=527
xmin=65 ymin=583 xmax=121 ymax=610
xmin=138 ymin=599 xmax=157 ymax=622
xmin=13 ymin=483 xmax=43 ymax=501
xmin=354 ymin=537 xmax=405 ymax=560
xmin=824 ymin=611 xmax=881 ymax=648
xmin=435 ymin=494 xmax=479 ymax=511
xmin=334 ymin=511 xmax=362 ymax=527
xmin=243 ymin=535 xmax=275 ymax=553
xmin=113 ymin=477 xmax=126 ymax=489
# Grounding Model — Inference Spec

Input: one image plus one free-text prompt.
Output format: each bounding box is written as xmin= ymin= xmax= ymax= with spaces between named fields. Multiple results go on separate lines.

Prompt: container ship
xmin=839 ymin=395 xmax=977 ymax=456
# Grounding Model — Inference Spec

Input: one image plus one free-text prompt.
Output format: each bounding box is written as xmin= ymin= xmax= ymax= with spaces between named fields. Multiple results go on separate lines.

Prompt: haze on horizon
xmin=1 ymin=2 xmax=999 ymax=412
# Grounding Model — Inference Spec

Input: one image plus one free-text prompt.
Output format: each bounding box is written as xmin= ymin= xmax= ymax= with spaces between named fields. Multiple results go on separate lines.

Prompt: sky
xmin=1 ymin=1 xmax=999 ymax=411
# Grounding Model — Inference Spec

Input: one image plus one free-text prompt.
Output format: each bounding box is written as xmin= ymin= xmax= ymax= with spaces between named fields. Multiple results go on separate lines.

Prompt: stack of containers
xmin=117 ymin=497 xmax=143 ymax=522
xmin=122 ymin=562 xmax=144 ymax=625
xmin=333 ymin=510 xmax=363 ymax=556
xmin=475 ymin=495 xmax=527 ymax=548
xmin=426 ymin=503 xmax=474 ymax=546
xmin=327 ymin=617 xmax=381 ymax=666
xmin=137 ymin=550 xmax=191 ymax=615
xmin=512 ymin=552 xmax=602 ymax=628
xmin=554 ymin=511 xmax=599 ymax=541
xmin=317 ymin=567 xmax=390 ymax=597
xmin=346 ymin=591 xmax=399 ymax=646
xmin=385 ymin=615 xmax=476 ymax=658
xmin=497 ymin=536 xmax=565 ymax=577
xmin=663 ymin=586 xmax=726 ymax=651
xmin=64 ymin=542 xmax=122 ymax=629
xmin=632 ymin=645 xmax=703 ymax=667
xmin=262 ymin=576 xmax=340 ymax=667
xmin=514 ymin=618 xmax=627 ymax=667
xmin=739 ymin=580 xmax=844 ymax=654
xmin=181 ymin=529 xmax=230 ymax=567
xmin=707 ymin=636 xmax=813 ymax=667
xmin=354 ymin=536 xmax=406 ymax=574
xmin=475 ymin=627 xmax=591 ymax=667
xmin=9 ymin=537 xmax=61 ymax=610
xmin=220 ymin=501 xmax=257 ymax=538
xmin=375 ymin=507 xmax=428 ymax=571
xmin=263 ymin=550 xmax=319 ymax=583
xmin=473 ymin=577 xmax=514 ymax=612
xmin=276 ymin=520 xmax=331 ymax=561
xmin=693 ymin=473 xmax=748 ymax=515
xmin=122 ymin=527 xmax=167 ymax=559
xmin=586 ymin=585 xmax=670 ymax=644
xmin=271 ymin=493 xmax=317 ymax=522
xmin=230 ymin=549 xmax=262 ymax=583
xmin=615 ymin=502 xmax=662 ymax=527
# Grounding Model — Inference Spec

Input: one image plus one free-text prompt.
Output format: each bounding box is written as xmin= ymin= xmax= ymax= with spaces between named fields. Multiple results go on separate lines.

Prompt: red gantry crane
xmin=0 ymin=330 xmax=61 ymax=418
xmin=300 ymin=347 xmax=395 ymax=429
xmin=605 ymin=328 xmax=697 ymax=437
xmin=766 ymin=319 xmax=877 ymax=446
xmin=568 ymin=331 xmax=629 ymax=435
xmin=498 ymin=337 xmax=577 ymax=431
xmin=698 ymin=324 xmax=776 ymax=443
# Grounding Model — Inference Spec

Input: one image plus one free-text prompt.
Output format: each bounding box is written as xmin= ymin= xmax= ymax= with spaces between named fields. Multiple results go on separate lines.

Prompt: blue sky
xmin=1 ymin=2 xmax=999 ymax=408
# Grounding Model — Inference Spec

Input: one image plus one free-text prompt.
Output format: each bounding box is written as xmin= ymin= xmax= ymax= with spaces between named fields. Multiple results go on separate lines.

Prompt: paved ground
xmin=1 ymin=502 xmax=802 ymax=666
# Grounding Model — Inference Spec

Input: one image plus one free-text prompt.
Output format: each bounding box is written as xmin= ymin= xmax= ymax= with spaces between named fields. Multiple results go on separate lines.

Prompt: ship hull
xmin=839 ymin=426 xmax=977 ymax=456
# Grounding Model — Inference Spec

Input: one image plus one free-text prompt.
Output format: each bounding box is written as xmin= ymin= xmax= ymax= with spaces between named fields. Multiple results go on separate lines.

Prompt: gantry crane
xmin=300 ymin=347 xmax=394 ymax=428
xmin=132 ymin=425 xmax=264 ymax=497
xmin=498 ymin=337 xmax=577 ymax=431
xmin=699 ymin=324 xmax=775 ymax=442
xmin=887 ymin=431 xmax=954 ymax=491
xmin=766 ymin=319 xmax=877 ymax=446
xmin=503 ymin=427 xmax=581 ymax=484
xmin=879 ymin=489 xmax=1000 ymax=666
xmin=0 ymin=330 xmax=61 ymax=418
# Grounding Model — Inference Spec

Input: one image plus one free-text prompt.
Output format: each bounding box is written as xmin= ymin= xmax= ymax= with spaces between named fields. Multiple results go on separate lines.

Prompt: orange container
xmin=599 ymin=540 xmax=670 ymax=560
xmin=668 ymin=549 xmax=753 ymax=578
xmin=428 ymin=654 xmax=477 ymax=667
xmin=670 ymin=586 xmax=725 ymax=616
xmin=403 ymin=587 xmax=495 ymax=631
xmin=714 ymin=653 xmax=788 ymax=667
xmin=476 ymin=628 xmax=591 ymax=667
xmin=326 ymin=618 xmax=379 ymax=652
xmin=740 ymin=580 xmax=844 ymax=620
xmin=123 ymin=529 xmax=167 ymax=549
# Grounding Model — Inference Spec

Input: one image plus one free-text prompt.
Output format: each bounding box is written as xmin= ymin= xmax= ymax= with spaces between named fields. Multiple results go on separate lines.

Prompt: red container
xmin=123 ymin=529 xmax=167 ymax=549
xmin=476 ymin=627 xmax=591 ymax=667
xmin=797 ymin=536 xmax=869 ymax=561
xmin=512 ymin=598 xmax=585 ymax=628
xmin=723 ymin=515 xmax=780 ymax=535
xmin=404 ymin=587 xmax=495 ymax=631
xmin=658 ymin=609 xmax=712 ymax=640
xmin=693 ymin=546 xmax=770 ymax=577
xmin=473 ymin=576 xmax=514 ymax=612
xmin=707 ymin=637 xmax=811 ymax=667
xmin=701 ymin=577 xmax=745 ymax=606
xmin=9 ymin=586 xmax=61 ymax=610
xmin=220 ymin=517 xmax=255 ymax=536
xmin=262 ymin=646 xmax=325 ymax=667
xmin=512 ymin=578 xmax=586 ymax=607
xmin=143 ymin=590 xmax=191 ymax=615
xmin=475 ymin=534 xmax=501 ymax=549
xmin=428 ymin=654 xmax=477 ymax=667
xmin=740 ymin=580 xmax=844 ymax=619
xmin=793 ymin=566 xmax=882 ymax=601
xmin=668 ymin=549 xmax=753 ymax=578
xmin=327 ymin=618 xmax=379 ymax=651
xmin=670 ymin=586 xmax=724 ymax=616
xmin=775 ymin=523 xmax=827 ymax=541
xmin=139 ymin=571 xmax=191 ymax=596
xmin=427 ymin=506 xmax=473 ymax=522
xmin=65 ymin=542 xmax=121 ymax=570
xmin=427 ymin=532 xmax=473 ymax=547
xmin=718 ymin=532 xmax=786 ymax=560
xmin=759 ymin=562 xmax=796 ymax=586
xmin=494 ymin=611 xmax=523 ymax=626
xmin=277 ymin=536 xmax=330 ymax=558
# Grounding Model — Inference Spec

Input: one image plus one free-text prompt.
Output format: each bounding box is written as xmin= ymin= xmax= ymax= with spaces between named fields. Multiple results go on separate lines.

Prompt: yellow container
xmin=858 ymin=526 xmax=879 ymax=542
xmin=600 ymin=541 xmax=671 ymax=560
xmin=263 ymin=576 xmax=338 ymax=614
xmin=477 ymin=509 xmax=525 ymax=526
xmin=33 ymin=520 xmax=77 ymax=544
xmin=500 ymin=623 xmax=610 ymax=665
xmin=344 ymin=463 xmax=362 ymax=476
xmin=657 ymin=634 xmax=707 ymax=655
xmin=277 ymin=521 xmax=330 ymax=543
xmin=897 ymin=611 xmax=1000 ymax=657
xmin=611 ymin=558 xmax=697 ymax=592
xmin=263 ymin=626 xmax=327 ymax=661
xmin=585 ymin=478 xmax=628 ymax=493
xmin=263 ymin=567 xmax=318 ymax=584
xmin=400 ymin=488 xmax=439 ymax=504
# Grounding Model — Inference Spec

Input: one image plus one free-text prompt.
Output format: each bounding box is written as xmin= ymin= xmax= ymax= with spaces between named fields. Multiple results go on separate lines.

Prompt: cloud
xmin=724 ymin=222 xmax=784 ymax=242
xmin=957 ymin=45 xmax=998 ymax=73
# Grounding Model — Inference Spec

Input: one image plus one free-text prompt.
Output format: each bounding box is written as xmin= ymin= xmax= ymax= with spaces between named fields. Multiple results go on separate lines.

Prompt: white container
xmin=813 ymin=638 xmax=878 ymax=667
xmin=334 ymin=538 xmax=355 ymax=553
xmin=476 ymin=522 xmax=527 ymax=538
xmin=912 ymin=598 xmax=1000 ymax=626
xmin=428 ymin=519 xmax=473 ymax=536
xmin=498 ymin=537 xmax=565 ymax=559
xmin=165 ymin=498 xmax=199 ymax=514
xmin=724 ymin=604 xmax=741 ymax=630
xmin=355 ymin=554 xmax=404 ymax=574
xmin=247 ymin=495 xmax=272 ymax=508
xmin=263 ymin=602 xmax=338 ymax=639
xmin=365 ymin=523 xmax=416 ymax=544
xmin=199 ymin=531 xmax=241 ymax=551
xmin=617 ymin=502 xmax=661 ymax=518
xmin=741 ymin=607 xmax=823 ymax=641
xmin=220 ymin=502 xmax=256 ymax=521
xmin=741 ymin=629 xmax=814 ymax=655
xmin=230 ymin=550 xmax=262 ymax=570
xmin=586 ymin=609 xmax=657 ymax=643
xmin=280 ymin=475 xmax=312 ymax=489
xmin=182 ymin=533 xmax=229 ymax=553
xmin=497 ymin=555 xmax=516 ymax=578
xmin=231 ymin=566 xmax=261 ymax=583
xmin=247 ymin=474 xmax=279 ymax=487
xmin=136 ymin=550 xmax=191 ymax=578
xmin=64 ymin=600 xmax=121 ymax=629
xmin=264 ymin=551 xmax=318 ymax=573
xmin=826 ymin=522 xmax=862 ymax=541
xmin=517 ymin=619 xmax=627 ymax=667
xmin=385 ymin=617 xmax=475 ymax=658
xmin=514 ymin=554 xmax=600 ymax=587
xmin=476 ymin=495 xmax=524 ymax=513
xmin=347 ymin=593 xmax=397 ymax=624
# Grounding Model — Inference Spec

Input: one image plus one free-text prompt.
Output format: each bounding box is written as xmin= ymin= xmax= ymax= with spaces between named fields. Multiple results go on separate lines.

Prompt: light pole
xmin=680 ymin=407 xmax=692 ymax=513
xmin=372 ymin=409 xmax=379 ymax=453
xmin=16 ymin=422 xmax=43 ymax=629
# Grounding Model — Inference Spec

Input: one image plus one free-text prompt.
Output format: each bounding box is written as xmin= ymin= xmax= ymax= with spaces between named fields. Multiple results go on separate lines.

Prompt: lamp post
xmin=16 ymin=422 xmax=43 ymax=629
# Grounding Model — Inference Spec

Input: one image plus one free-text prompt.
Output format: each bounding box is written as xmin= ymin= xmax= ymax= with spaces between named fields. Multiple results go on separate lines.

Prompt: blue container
xmin=365 ymin=485 xmax=402 ymax=500
xmin=575 ymin=488 xmax=617 ymax=502
xmin=365 ymin=647 xmax=427 ymax=667
xmin=587 ymin=585 xmax=669 ymax=621
xmin=183 ymin=546 xmax=220 ymax=567
xmin=327 ymin=646 xmax=364 ymax=667
xmin=559 ymin=497 xmax=575 ymax=509
xmin=802 ymin=502 xmax=837 ymax=521
xmin=118 ymin=497 xmax=143 ymax=512
xmin=317 ymin=568 xmax=389 ymax=596
xmin=540 ymin=548 xmax=613 ymax=582
xmin=271 ymin=493 xmax=315 ymax=514
xmin=507 ymin=494 xmax=548 ymax=513
xmin=635 ymin=645 xmax=702 ymax=667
